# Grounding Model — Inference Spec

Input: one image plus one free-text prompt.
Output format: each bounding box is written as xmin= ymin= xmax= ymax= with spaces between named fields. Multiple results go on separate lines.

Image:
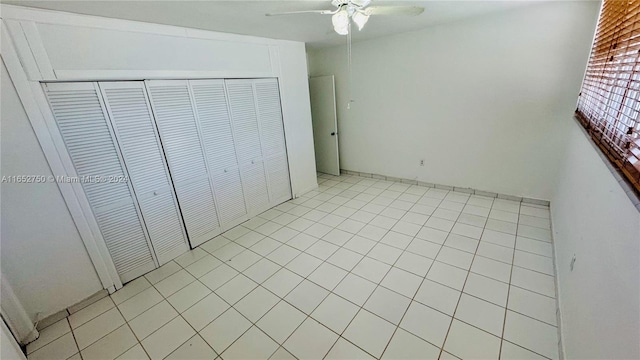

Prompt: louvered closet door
xmin=145 ymin=80 xmax=222 ymax=247
xmin=99 ymin=82 xmax=189 ymax=264
xmin=43 ymin=82 xmax=156 ymax=283
xmin=189 ymin=80 xmax=248 ymax=228
xmin=225 ymin=79 xmax=271 ymax=216
xmin=254 ymin=79 xmax=292 ymax=205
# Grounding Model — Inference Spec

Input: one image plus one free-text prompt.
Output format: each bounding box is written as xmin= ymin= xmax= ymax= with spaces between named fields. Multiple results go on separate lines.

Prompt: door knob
xmin=153 ymin=191 xmax=158 ymax=196
xmin=331 ymin=132 xmax=336 ymax=136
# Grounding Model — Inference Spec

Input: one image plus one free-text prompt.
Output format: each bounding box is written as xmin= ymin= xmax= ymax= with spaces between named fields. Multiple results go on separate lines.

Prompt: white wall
xmin=1 ymin=58 xmax=103 ymax=321
xmin=308 ymin=1 xmax=600 ymax=200
xmin=36 ymin=23 xmax=271 ymax=74
xmin=551 ymin=120 xmax=640 ymax=359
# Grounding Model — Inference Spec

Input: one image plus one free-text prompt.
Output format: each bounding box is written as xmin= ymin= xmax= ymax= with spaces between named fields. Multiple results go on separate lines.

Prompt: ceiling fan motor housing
xmin=332 ymin=0 xmax=372 ymax=10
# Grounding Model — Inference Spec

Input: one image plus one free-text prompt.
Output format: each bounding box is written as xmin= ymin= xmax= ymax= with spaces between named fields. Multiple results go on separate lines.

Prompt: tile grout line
xmin=497 ymin=205 xmax=521 ymax=359
xmin=437 ymin=198 xmax=489 ymax=359
xmin=66 ymin=317 xmax=82 ymax=360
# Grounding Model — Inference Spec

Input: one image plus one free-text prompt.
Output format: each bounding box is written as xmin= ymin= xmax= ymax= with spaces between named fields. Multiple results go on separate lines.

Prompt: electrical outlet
xmin=420 ymin=159 xmax=425 ymax=166
xmin=570 ymin=254 xmax=576 ymax=271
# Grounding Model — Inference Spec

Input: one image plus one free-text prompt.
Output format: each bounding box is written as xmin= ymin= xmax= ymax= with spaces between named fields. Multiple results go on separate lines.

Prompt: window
xmin=576 ymin=0 xmax=640 ymax=193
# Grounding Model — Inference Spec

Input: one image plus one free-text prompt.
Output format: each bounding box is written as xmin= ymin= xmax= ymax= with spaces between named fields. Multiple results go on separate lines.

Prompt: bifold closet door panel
xmin=145 ymin=80 xmax=222 ymax=247
xmin=189 ymin=80 xmax=248 ymax=227
xmin=225 ymin=79 xmax=270 ymax=215
xmin=241 ymin=160 xmax=271 ymax=214
xmin=211 ymin=169 xmax=246 ymax=226
xmin=254 ymin=79 xmax=292 ymax=204
xmin=99 ymin=82 xmax=189 ymax=263
xmin=254 ymin=79 xmax=286 ymax=158
xmin=264 ymin=153 xmax=291 ymax=203
xmin=43 ymin=82 xmax=156 ymax=282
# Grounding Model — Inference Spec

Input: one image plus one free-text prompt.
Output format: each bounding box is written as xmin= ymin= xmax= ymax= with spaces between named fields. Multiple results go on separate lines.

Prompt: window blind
xmin=576 ymin=0 xmax=640 ymax=193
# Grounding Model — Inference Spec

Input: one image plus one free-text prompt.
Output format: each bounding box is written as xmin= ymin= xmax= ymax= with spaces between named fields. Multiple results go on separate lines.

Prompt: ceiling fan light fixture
xmin=332 ymin=7 xmax=349 ymax=35
xmin=352 ymin=11 xmax=369 ymax=31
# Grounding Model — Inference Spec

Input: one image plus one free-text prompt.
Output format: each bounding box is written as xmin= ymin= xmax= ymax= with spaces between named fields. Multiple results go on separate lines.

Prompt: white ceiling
xmin=3 ymin=0 xmax=537 ymax=47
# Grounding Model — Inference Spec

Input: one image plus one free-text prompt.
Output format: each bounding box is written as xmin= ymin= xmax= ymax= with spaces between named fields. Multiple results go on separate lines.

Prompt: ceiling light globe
xmin=352 ymin=11 xmax=369 ymax=31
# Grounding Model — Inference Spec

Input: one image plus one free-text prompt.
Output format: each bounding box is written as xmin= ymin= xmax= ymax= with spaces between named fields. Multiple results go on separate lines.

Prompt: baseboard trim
xmin=35 ymin=289 xmax=109 ymax=332
xmin=549 ymin=206 xmax=566 ymax=360
xmin=338 ymin=169 xmax=550 ymax=206
xmin=1 ymin=275 xmax=38 ymax=344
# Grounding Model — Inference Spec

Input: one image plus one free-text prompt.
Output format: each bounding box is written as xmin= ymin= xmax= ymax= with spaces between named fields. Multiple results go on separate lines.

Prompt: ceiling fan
xmin=266 ymin=0 xmax=425 ymax=35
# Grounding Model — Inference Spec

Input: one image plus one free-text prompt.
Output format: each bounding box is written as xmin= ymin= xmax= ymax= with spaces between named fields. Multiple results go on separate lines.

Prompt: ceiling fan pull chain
xmin=347 ymin=20 xmax=354 ymax=110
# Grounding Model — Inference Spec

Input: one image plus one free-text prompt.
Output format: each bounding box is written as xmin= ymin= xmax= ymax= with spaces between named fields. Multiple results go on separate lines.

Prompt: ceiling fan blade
xmin=350 ymin=0 xmax=372 ymax=7
xmin=364 ymin=6 xmax=425 ymax=16
xmin=265 ymin=10 xmax=335 ymax=16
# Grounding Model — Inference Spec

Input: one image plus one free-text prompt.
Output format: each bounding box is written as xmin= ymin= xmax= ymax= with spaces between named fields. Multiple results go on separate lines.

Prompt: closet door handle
xmin=153 ymin=191 xmax=158 ymax=196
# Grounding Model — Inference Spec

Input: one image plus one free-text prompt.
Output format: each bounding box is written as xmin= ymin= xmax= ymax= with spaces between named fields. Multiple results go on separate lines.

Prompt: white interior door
xmin=145 ymin=80 xmax=222 ymax=248
xmin=309 ymin=75 xmax=340 ymax=175
xmin=99 ymin=81 xmax=189 ymax=264
xmin=44 ymin=82 xmax=157 ymax=283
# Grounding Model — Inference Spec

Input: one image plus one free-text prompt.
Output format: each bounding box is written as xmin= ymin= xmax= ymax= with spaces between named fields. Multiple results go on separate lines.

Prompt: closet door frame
xmin=21 ymin=73 xmax=293 ymax=291
xmin=98 ymin=81 xmax=189 ymax=264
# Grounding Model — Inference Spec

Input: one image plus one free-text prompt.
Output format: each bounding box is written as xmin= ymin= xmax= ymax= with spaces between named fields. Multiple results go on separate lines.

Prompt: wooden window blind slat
xmin=577 ymin=0 xmax=640 ymax=193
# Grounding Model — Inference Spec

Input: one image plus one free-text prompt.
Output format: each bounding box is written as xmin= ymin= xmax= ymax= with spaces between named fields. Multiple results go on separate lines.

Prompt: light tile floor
xmin=27 ymin=173 xmax=559 ymax=360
